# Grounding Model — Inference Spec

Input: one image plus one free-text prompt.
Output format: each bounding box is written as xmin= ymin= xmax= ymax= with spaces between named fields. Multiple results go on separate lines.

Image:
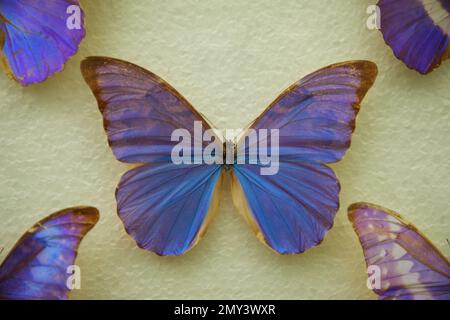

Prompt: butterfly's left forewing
xmin=0 ymin=0 xmax=85 ymax=85
xmin=0 ymin=207 xmax=99 ymax=300
xmin=232 ymin=61 xmax=378 ymax=254
xmin=348 ymin=203 xmax=450 ymax=300
xmin=81 ymin=56 xmax=221 ymax=164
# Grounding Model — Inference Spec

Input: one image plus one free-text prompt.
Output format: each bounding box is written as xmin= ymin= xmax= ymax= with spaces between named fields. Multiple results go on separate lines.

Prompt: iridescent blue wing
xmin=349 ymin=202 xmax=450 ymax=300
xmin=0 ymin=207 xmax=99 ymax=300
xmin=378 ymin=0 xmax=450 ymax=74
xmin=232 ymin=61 xmax=378 ymax=254
xmin=81 ymin=57 xmax=224 ymax=256
xmin=0 ymin=0 xmax=85 ymax=85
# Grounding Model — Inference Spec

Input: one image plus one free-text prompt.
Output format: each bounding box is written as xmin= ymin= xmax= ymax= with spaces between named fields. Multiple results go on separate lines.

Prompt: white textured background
xmin=0 ymin=0 xmax=449 ymax=300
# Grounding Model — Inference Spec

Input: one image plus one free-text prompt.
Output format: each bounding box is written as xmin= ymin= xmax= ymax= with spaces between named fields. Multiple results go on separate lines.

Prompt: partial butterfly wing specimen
xmin=0 ymin=0 xmax=85 ymax=85
xmin=378 ymin=0 xmax=450 ymax=74
xmin=232 ymin=61 xmax=378 ymax=254
xmin=81 ymin=57 xmax=224 ymax=256
xmin=348 ymin=202 xmax=450 ymax=300
xmin=0 ymin=207 xmax=99 ymax=300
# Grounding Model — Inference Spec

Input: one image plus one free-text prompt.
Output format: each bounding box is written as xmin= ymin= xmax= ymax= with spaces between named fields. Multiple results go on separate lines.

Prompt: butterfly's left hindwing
xmin=349 ymin=203 xmax=450 ymax=300
xmin=0 ymin=207 xmax=99 ymax=300
xmin=232 ymin=61 xmax=378 ymax=254
xmin=116 ymin=163 xmax=224 ymax=256
xmin=0 ymin=0 xmax=85 ymax=85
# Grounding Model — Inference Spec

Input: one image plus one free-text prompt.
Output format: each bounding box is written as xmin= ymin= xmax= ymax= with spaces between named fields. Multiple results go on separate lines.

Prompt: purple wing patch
xmin=348 ymin=202 xmax=450 ymax=300
xmin=378 ymin=0 xmax=450 ymax=74
xmin=0 ymin=0 xmax=85 ymax=85
xmin=0 ymin=207 xmax=99 ymax=300
xmin=232 ymin=61 xmax=378 ymax=254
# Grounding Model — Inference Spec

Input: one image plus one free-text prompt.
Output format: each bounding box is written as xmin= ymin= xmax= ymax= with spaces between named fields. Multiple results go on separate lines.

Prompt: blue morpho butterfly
xmin=0 ymin=207 xmax=99 ymax=300
xmin=0 ymin=0 xmax=85 ymax=85
xmin=81 ymin=57 xmax=378 ymax=256
xmin=377 ymin=0 xmax=450 ymax=74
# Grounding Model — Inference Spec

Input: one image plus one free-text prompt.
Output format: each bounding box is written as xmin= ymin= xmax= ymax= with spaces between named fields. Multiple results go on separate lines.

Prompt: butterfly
xmin=377 ymin=0 xmax=450 ymax=74
xmin=348 ymin=202 xmax=450 ymax=300
xmin=0 ymin=0 xmax=85 ymax=85
xmin=0 ymin=206 xmax=99 ymax=300
xmin=81 ymin=57 xmax=377 ymax=256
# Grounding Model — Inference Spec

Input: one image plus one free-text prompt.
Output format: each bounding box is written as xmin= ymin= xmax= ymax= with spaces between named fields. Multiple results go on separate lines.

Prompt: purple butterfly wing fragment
xmin=0 ymin=0 xmax=85 ymax=85
xmin=378 ymin=0 xmax=450 ymax=74
xmin=81 ymin=57 xmax=224 ymax=256
xmin=0 ymin=207 xmax=99 ymax=300
xmin=349 ymin=203 xmax=450 ymax=300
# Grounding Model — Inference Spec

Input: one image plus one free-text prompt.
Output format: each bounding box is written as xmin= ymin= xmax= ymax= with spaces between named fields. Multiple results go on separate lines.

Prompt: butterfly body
xmin=222 ymin=142 xmax=236 ymax=171
xmin=81 ymin=57 xmax=377 ymax=256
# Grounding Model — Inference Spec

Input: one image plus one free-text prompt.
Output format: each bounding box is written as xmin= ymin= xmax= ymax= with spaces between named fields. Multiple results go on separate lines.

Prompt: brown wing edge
xmin=80 ymin=56 xmax=214 ymax=130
